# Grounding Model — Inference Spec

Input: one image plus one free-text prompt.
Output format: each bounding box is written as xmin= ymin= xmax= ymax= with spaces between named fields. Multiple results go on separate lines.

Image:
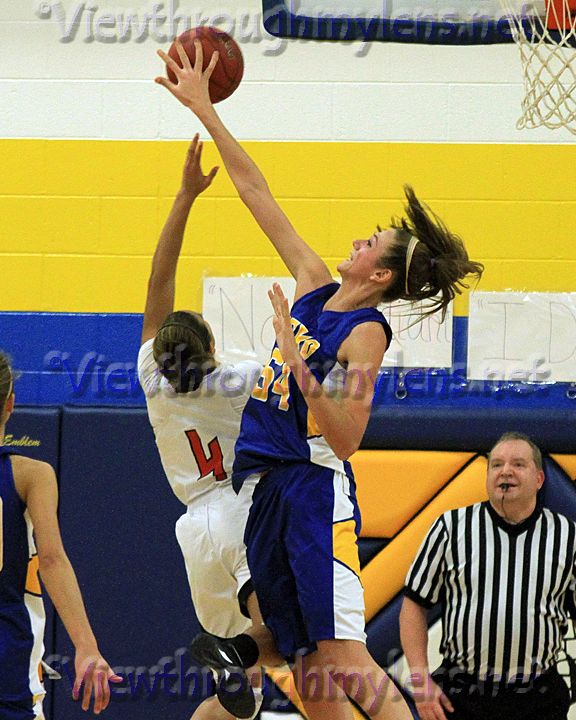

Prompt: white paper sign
xmin=379 ymin=300 xmax=453 ymax=368
xmin=203 ymin=277 xmax=296 ymax=366
xmin=203 ymin=277 xmax=453 ymax=368
xmin=468 ymin=292 xmax=576 ymax=382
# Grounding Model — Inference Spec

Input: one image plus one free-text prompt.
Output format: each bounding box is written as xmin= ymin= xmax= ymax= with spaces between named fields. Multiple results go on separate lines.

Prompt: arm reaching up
xmin=142 ymin=134 xmax=218 ymax=344
xmin=156 ymin=40 xmax=332 ymax=300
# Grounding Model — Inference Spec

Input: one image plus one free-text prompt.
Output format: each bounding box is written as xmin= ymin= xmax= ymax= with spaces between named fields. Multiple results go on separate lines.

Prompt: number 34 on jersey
xmin=252 ymin=318 xmax=320 ymax=411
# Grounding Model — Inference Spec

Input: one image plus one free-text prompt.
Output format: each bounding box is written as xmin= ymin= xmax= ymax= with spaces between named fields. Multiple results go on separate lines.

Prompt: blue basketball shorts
xmin=244 ymin=463 xmax=367 ymax=659
xmin=0 ymin=698 xmax=36 ymax=720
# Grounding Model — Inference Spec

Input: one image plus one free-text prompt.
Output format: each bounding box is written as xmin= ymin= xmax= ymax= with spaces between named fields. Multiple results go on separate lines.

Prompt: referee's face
xmin=487 ymin=439 xmax=545 ymax=509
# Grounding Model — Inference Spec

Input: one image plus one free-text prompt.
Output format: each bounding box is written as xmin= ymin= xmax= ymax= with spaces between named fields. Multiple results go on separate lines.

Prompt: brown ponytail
xmin=379 ymin=185 xmax=484 ymax=321
xmin=152 ymin=311 xmax=216 ymax=393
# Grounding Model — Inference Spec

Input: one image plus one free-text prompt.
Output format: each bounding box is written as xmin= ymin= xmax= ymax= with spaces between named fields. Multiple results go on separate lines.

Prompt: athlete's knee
xmin=314 ymin=638 xmax=366 ymax=666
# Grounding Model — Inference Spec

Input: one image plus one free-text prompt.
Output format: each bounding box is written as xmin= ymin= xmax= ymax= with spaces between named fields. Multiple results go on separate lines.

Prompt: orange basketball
xmin=167 ymin=27 xmax=244 ymax=104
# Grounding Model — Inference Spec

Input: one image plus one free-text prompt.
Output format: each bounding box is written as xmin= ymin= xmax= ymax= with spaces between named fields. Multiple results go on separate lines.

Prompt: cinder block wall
xmin=1 ymin=1 xmax=575 ymax=317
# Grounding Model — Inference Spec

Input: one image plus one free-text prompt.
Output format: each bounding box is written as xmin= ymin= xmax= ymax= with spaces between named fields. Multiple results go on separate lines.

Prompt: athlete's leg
xmin=177 ymin=501 xmax=252 ymax=638
xmin=290 ymin=651 xmax=356 ymax=720
xmin=244 ymin=593 xmax=355 ymax=720
xmin=191 ymin=592 xmax=286 ymax=719
xmin=190 ymin=694 xmax=262 ymax=720
xmin=244 ymin=591 xmax=285 ymax=669
xmin=305 ymin=640 xmax=412 ymax=720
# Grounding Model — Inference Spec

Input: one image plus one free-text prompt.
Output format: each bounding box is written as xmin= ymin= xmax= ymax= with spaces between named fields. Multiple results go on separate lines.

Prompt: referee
xmin=400 ymin=431 xmax=575 ymax=720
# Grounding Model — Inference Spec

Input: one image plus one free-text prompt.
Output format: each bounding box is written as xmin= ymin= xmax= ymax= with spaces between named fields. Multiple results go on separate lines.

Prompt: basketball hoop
xmin=500 ymin=0 xmax=576 ymax=133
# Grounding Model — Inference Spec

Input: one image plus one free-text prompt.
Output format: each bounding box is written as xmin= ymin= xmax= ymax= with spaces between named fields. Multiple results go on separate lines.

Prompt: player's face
xmin=486 ymin=440 xmax=544 ymax=507
xmin=338 ymin=229 xmax=396 ymax=278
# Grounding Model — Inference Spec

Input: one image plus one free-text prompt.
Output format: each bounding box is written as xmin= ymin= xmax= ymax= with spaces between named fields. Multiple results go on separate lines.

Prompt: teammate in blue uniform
xmin=156 ymin=40 xmax=483 ymax=720
xmin=0 ymin=353 xmax=120 ymax=718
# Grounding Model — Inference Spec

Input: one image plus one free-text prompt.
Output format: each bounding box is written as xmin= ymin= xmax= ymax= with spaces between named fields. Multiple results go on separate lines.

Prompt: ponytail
xmin=379 ymin=185 xmax=484 ymax=321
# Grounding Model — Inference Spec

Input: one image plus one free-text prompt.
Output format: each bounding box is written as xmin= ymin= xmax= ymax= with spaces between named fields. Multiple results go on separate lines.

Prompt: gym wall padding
xmin=553 ymin=455 xmax=576 ymax=481
xmin=9 ymin=408 xmax=60 ymax=467
xmin=351 ymin=450 xmax=476 ymax=537
xmin=51 ymin=407 xmax=208 ymax=720
xmin=8 ymin=404 xmax=576 ymax=719
xmin=9 ymin=407 xmax=61 ymax=718
xmin=351 ymin=451 xmax=576 ymax=676
xmin=363 ymin=406 xmax=576 ymax=453
xmin=354 ymin=453 xmax=489 ymax=622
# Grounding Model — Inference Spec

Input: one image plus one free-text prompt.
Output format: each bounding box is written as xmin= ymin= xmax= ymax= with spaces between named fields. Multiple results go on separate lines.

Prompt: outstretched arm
xmin=156 ymin=40 xmax=332 ymax=301
xmin=399 ymin=597 xmax=454 ymax=720
xmin=12 ymin=456 xmax=121 ymax=713
xmin=268 ymin=283 xmax=387 ymax=460
xmin=141 ymin=134 xmax=218 ymax=344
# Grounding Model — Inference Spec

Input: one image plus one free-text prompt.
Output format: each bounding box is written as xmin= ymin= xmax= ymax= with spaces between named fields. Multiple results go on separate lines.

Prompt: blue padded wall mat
xmin=5 ymin=407 xmax=62 ymax=718
xmin=8 ymin=407 xmax=61 ymax=468
xmin=363 ymin=407 xmax=576 ymax=453
xmin=51 ymin=407 xmax=207 ymax=720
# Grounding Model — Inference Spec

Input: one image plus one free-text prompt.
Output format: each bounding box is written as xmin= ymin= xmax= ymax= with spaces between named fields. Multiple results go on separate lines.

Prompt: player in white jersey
xmin=139 ymin=137 xmax=280 ymax=720
xmin=0 ymin=352 xmax=120 ymax=719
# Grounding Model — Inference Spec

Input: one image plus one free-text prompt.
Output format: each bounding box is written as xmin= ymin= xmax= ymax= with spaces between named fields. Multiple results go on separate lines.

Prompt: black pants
xmin=433 ymin=666 xmax=571 ymax=720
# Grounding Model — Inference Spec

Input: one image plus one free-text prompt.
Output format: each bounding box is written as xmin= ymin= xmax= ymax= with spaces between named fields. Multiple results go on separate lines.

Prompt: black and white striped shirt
xmin=405 ymin=502 xmax=576 ymax=683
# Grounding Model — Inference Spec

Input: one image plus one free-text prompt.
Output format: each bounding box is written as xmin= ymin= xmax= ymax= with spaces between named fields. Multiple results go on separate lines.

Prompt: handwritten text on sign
xmin=203 ymin=277 xmax=453 ymax=368
xmin=468 ymin=292 xmax=576 ymax=383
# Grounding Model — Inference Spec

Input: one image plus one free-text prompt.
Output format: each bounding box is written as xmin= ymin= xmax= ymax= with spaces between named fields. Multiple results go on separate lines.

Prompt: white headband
xmin=405 ymin=236 xmax=419 ymax=295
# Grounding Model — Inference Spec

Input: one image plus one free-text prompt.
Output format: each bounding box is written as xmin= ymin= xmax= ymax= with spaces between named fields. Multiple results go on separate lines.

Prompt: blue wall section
xmin=51 ymin=407 xmax=206 ymax=720
xmin=4 ymin=311 xmax=576 ymax=419
xmin=2 ymin=312 xmax=144 ymax=406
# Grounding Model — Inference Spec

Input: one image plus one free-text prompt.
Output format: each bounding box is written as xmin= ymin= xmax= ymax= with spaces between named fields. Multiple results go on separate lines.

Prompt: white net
xmin=501 ymin=0 xmax=576 ymax=132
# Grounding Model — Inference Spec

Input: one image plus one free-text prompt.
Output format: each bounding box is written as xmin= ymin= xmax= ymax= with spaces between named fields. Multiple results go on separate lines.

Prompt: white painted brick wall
xmin=1 ymin=0 xmax=574 ymax=142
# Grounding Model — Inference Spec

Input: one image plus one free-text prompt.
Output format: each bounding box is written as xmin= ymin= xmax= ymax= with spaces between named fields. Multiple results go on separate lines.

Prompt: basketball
xmin=167 ymin=27 xmax=244 ymax=104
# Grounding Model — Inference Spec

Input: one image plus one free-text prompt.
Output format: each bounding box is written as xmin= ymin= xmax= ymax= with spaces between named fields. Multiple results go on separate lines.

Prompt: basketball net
xmin=501 ymin=0 xmax=576 ymax=133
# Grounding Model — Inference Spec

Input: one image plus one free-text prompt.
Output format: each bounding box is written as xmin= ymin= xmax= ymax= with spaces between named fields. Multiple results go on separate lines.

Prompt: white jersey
xmin=138 ymin=340 xmax=262 ymax=506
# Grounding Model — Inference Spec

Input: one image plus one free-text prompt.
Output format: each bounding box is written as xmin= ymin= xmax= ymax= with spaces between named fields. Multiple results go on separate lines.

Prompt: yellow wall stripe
xmin=551 ymin=455 xmax=576 ymax=481
xmin=351 ymin=450 xmax=476 ymax=538
xmin=1 ymin=140 xmax=575 ymax=313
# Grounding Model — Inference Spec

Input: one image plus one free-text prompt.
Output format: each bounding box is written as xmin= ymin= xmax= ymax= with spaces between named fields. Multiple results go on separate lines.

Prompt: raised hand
xmin=155 ymin=38 xmax=218 ymax=117
xmin=268 ymin=283 xmax=299 ymax=369
xmin=180 ymin=133 xmax=219 ymax=199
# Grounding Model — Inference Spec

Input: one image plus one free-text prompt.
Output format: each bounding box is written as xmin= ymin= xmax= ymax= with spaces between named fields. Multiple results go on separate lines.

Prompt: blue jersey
xmin=0 ymin=447 xmax=45 ymax=709
xmin=233 ymin=283 xmax=392 ymax=487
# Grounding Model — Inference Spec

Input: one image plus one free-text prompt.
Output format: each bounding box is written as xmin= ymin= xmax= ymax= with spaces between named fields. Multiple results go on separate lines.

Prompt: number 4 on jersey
xmin=185 ymin=429 xmax=227 ymax=482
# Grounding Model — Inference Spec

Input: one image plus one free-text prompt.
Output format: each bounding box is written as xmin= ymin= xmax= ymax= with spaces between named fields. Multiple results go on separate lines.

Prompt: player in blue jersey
xmin=157 ymin=40 xmax=483 ymax=720
xmin=0 ymin=352 xmax=120 ymax=719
